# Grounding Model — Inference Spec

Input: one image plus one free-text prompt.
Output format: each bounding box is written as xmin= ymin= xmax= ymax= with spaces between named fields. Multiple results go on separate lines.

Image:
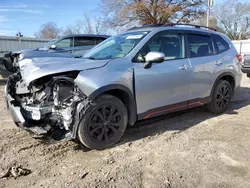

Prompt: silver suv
xmin=5 ymin=24 xmax=242 ymax=149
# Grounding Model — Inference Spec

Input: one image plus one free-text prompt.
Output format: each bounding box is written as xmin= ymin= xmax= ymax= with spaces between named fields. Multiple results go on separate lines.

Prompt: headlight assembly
xmin=19 ymin=53 xmax=24 ymax=61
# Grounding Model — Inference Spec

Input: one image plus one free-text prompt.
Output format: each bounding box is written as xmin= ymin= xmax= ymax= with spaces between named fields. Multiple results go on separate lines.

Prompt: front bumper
xmin=6 ymin=93 xmax=50 ymax=135
xmin=5 ymin=78 xmax=25 ymax=125
xmin=5 ymin=80 xmax=49 ymax=135
xmin=6 ymin=93 xmax=25 ymax=125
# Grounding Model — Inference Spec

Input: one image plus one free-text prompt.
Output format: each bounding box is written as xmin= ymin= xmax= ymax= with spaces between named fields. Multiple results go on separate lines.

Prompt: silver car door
xmin=187 ymin=33 xmax=218 ymax=100
xmin=133 ymin=31 xmax=192 ymax=119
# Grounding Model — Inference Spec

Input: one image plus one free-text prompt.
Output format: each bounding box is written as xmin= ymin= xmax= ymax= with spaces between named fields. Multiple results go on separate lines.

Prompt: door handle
xmin=216 ymin=60 xmax=222 ymax=66
xmin=179 ymin=64 xmax=188 ymax=70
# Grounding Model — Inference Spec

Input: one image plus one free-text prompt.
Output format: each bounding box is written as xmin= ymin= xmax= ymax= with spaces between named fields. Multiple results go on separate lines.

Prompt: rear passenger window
xmin=74 ymin=37 xmax=96 ymax=46
xmin=213 ymin=35 xmax=230 ymax=53
xmin=187 ymin=34 xmax=213 ymax=58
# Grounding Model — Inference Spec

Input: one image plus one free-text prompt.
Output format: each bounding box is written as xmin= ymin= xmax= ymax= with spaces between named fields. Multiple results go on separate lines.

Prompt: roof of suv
xmin=127 ymin=24 xmax=218 ymax=35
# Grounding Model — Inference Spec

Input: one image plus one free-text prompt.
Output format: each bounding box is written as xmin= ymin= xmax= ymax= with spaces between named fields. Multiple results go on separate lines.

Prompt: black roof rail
xmin=127 ymin=24 xmax=164 ymax=31
xmin=165 ymin=23 xmax=217 ymax=31
xmin=127 ymin=23 xmax=217 ymax=32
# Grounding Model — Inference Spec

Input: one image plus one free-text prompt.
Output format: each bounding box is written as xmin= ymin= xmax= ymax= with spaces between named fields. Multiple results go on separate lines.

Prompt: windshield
xmin=83 ymin=31 xmax=149 ymax=60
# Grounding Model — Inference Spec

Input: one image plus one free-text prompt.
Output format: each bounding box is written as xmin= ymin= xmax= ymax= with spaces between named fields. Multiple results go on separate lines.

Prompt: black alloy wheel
xmin=78 ymin=94 xmax=128 ymax=150
xmin=215 ymin=84 xmax=230 ymax=110
xmin=207 ymin=80 xmax=232 ymax=114
xmin=88 ymin=104 xmax=122 ymax=143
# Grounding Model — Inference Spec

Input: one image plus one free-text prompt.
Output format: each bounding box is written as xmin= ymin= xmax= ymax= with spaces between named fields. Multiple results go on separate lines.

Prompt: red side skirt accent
xmin=144 ymin=101 xmax=204 ymax=119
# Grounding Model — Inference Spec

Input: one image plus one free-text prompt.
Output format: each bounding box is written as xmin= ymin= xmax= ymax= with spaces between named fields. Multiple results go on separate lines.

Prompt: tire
xmin=207 ymin=80 xmax=232 ymax=114
xmin=77 ymin=94 xmax=128 ymax=150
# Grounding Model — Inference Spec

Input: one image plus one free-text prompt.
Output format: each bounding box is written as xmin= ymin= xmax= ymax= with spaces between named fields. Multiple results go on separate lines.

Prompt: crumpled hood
xmin=13 ymin=48 xmax=72 ymax=60
xmin=20 ymin=57 xmax=110 ymax=86
xmin=12 ymin=48 xmax=35 ymax=54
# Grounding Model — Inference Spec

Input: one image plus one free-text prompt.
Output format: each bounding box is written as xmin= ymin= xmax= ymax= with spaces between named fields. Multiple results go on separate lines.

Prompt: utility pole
xmin=16 ymin=31 xmax=23 ymax=50
xmin=207 ymin=0 xmax=213 ymax=27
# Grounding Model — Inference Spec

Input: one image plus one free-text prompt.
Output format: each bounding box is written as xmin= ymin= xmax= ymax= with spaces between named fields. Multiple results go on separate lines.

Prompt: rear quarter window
xmin=213 ymin=35 xmax=230 ymax=54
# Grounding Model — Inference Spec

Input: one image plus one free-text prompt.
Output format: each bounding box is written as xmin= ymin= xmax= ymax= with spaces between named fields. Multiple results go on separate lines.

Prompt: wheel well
xmin=211 ymin=74 xmax=236 ymax=98
xmin=220 ymin=75 xmax=235 ymax=90
xmin=104 ymin=89 xmax=136 ymax=125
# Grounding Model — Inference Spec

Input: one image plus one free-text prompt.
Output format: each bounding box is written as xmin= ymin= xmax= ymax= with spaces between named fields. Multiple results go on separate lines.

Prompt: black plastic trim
xmin=128 ymin=24 xmax=217 ymax=32
xmin=89 ymin=84 xmax=137 ymax=125
xmin=137 ymin=97 xmax=211 ymax=120
xmin=210 ymin=72 xmax=236 ymax=96
xmin=184 ymin=34 xmax=190 ymax=58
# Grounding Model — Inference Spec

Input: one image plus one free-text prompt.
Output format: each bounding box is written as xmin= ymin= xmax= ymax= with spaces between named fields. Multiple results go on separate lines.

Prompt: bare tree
xmin=63 ymin=25 xmax=75 ymax=35
xmin=35 ymin=21 xmax=61 ymax=39
xmin=72 ymin=19 xmax=84 ymax=34
xmin=192 ymin=16 xmax=225 ymax=33
xmin=101 ymin=0 xmax=206 ymax=30
xmin=93 ymin=15 xmax=103 ymax=35
xmin=214 ymin=0 xmax=250 ymax=40
xmin=72 ymin=13 xmax=94 ymax=34
xmin=82 ymin=12 xmax=94 ymax=34
xmin=63 ymin=12 xmax=106 ymax=35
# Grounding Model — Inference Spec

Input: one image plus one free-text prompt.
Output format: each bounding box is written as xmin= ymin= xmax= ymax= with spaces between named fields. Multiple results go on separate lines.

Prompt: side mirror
xmin=144 ymin=52 xmax=165 ymax=69
xmin=50 ymin=44 xmax=56 ymax=49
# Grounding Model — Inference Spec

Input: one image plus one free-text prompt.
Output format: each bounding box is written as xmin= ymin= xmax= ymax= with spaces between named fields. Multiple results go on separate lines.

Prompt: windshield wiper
xmin=74 ymin=55 xmax=82 ymax=58
xmin=85 ymin=57 xmax=104 ymax=60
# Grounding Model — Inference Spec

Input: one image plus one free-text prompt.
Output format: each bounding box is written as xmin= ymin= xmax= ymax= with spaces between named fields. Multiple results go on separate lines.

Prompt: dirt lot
xmin=0 ymin=74 xmax=250 ymax=188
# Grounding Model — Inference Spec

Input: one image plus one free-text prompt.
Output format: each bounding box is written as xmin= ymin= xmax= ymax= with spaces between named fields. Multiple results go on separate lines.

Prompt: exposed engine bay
xmin=6 ymin=71 xmax=91 ymax=139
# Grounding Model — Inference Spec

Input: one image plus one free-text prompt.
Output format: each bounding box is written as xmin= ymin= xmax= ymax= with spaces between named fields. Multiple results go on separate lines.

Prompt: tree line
xmin=34 ymin=0 xmax=250 ymax=40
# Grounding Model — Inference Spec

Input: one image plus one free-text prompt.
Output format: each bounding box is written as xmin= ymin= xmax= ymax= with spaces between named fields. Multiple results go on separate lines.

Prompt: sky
xmin=0 ymin=0 xmax=224 ymax=37
xmin=0 ymin=0 xmax=102 ymax=37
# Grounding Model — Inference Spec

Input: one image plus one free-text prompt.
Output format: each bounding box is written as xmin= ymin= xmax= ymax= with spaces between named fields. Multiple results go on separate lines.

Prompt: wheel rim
xmin=88 ymin=104 xmax=122 ymax=143
xmin=216 ymin=84 xmax=230 ymax=109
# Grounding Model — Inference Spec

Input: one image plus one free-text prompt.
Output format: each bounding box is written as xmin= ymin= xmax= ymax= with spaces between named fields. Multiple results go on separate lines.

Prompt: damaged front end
xmin=5 ymin=71 xmax=91 ymax=139
xmin=3 ymin=52 xmax=19 ymax=72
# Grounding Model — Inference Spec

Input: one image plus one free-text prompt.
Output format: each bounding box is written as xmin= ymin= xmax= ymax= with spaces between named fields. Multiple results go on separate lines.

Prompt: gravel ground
xmin=0 ymin=75 xmax=250 ymax=188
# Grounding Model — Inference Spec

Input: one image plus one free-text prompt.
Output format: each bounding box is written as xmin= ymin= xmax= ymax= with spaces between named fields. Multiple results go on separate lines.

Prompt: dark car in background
xmin=3 ymin=34 xmax=109 ymax=72
xmin=240 ymin=54 xmax=250 ymax=78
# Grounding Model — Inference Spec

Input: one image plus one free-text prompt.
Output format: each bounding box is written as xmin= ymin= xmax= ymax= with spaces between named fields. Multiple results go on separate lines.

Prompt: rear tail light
xmin=236 ymin=54 xmax=244 ymax=65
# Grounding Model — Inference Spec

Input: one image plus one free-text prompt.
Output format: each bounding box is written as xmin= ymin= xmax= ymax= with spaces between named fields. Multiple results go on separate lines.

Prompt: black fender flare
xmin=210 ymin=72 xmax=236 ymax=96
xmin=88 ymin=84 xmax=137 ymax=125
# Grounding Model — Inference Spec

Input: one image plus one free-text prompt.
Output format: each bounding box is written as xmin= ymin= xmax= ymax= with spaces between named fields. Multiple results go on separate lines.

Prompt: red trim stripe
xmin=144 ymin=101 xmax=204 ymax=119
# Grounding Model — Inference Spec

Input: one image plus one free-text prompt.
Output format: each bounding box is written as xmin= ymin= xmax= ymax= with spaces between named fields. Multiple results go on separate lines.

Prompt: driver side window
xmin=136 ymin=32 xmax=184 ymax=62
